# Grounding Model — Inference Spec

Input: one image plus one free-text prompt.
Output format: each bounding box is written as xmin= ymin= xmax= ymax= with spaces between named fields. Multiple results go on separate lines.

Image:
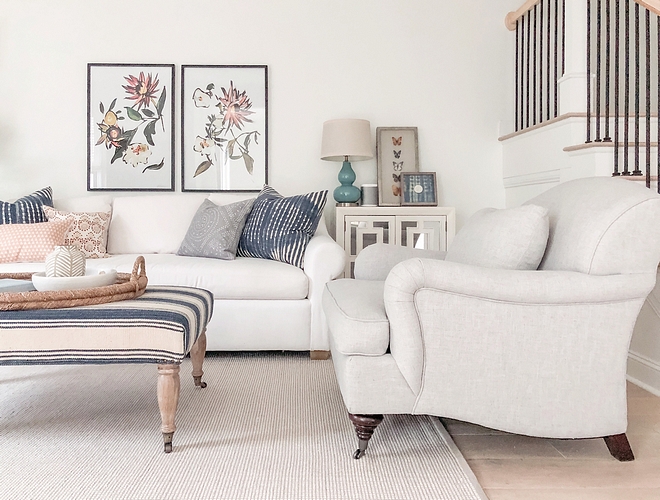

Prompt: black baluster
xmin=516 ymin=19 xmax=520 ymax=131
xmin=554 ymin=0 xmax=559 ymax=117
xmin=624 ymin=0 xmax=630 ymax=174
xmin=595 ymin=0 xmax=602 ymax=142
xmin=603 ymin=0 xmax=611 ymax=141
xmin=546 ymin=0 xmax=551 ymax=121
xmin=540 ymin=0 xmax=544 ymax=123
xmin=614 ymin=0 xmax=620 ymax=175
xmin=633 ymin=2 xmax=641 ymax=175
xmin=586 ymin=0 xmax=592 ymax=143
xmin=533 ymin=4 xmax=538 ymax=126
xmin=645 ymin=9 xmax=650 ymax=187
xmin=527 ymin=10 xmax=531 ymax=128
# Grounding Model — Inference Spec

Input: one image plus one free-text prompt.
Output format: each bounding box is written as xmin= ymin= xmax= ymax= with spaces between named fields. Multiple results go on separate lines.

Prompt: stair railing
xmin=507 ymin=0 xmax=566 ymax=132
xmin=506 ymin=0 xmax=660 ymax=191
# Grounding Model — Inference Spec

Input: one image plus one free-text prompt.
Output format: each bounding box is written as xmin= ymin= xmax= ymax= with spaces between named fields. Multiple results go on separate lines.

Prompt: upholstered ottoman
xmin=0 ymin=286 xmax=213 ymax=453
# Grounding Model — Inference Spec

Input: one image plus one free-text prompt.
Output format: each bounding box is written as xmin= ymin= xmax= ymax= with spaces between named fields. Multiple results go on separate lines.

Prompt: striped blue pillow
xmin=0 ymin=187 xmax=54 ymax=224
xmin=237 ymin=186 xmax=328 ymax=268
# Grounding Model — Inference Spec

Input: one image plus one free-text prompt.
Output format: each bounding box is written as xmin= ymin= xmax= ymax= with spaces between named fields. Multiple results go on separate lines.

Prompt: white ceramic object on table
xmin=45 ymin=245 xmax=86 ymax=277
xmin=31 ymin=270 xmax=118 ymax=292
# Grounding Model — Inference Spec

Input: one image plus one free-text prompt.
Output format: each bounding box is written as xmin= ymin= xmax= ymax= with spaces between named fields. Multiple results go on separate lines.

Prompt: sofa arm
xmin=383 ymin=258 xmax=656 ymax=403
xmin=354 ymin=243 xmax=446 ymax=281
xmin=303 ymin=234 xmax=346 ymax=350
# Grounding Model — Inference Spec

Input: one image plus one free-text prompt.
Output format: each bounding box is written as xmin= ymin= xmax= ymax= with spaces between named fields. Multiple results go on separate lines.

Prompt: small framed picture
xmin=401 ymin=172 xmax=438 ymax=206
xmin=376 ymin=127 xmax=419 ymax=206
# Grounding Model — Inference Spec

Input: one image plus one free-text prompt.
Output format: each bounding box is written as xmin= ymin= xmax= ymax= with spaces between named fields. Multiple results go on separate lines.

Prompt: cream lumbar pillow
xmin=0 ymin=220 xmax=71 ymax=263
xmin=445 ymin=204 xmax=549 ymax=270
xmin=43 ymin=207 xmax=111 ymax=258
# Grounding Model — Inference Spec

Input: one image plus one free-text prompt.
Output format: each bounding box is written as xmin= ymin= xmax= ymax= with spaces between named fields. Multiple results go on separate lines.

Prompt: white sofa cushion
xmin=53 ymin=195 xmax=112 ymax=213
xmin=85 ymin=253 xmax=309 ymax=300
xmin=107 ymin=194 xmax=207 ymax=254
xmin=445 ymin=204 xmax=549 ymax=270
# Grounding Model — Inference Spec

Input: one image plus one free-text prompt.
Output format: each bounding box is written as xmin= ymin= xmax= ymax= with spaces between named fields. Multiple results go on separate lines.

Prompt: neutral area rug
xmin=0 ymin=352 xmax=487 ymax=500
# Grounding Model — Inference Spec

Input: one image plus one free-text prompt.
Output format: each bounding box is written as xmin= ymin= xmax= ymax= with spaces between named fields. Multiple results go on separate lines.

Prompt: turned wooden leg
xmin=157 ymin=364 xmax=180 ymax=453
xmin=604 ymin=433 xmax=635 ymax=461
xmin=348 ymin=413 xmax=384 ymax=459
xmin=189 ymin=329 xmax=207 ymax=388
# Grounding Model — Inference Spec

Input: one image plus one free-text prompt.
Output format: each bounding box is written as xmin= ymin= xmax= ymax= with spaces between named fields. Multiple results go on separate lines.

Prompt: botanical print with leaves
xmin=88 ymin=64 xmax=174 ymax=191
xmin=182 ymin=66 xmax=267 ymax=192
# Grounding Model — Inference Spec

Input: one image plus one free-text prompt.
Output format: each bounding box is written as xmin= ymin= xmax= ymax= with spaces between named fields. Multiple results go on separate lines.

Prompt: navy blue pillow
xmin=0 ymin=187 xmax=54 ymax=224
xmin=237 ymin=186 xmax=328 ymax=268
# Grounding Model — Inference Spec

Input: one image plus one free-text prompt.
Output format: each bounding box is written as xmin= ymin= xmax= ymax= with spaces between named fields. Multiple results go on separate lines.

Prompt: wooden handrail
xmin=505 ymin=0 xmax=540 ymax=31
xmin=505 ymin=0 xmax=660 ymax=31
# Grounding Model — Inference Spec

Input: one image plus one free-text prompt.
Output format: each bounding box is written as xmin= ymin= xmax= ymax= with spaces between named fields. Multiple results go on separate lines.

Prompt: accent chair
xmin=322 ymin=176 xmax=660 ymax=460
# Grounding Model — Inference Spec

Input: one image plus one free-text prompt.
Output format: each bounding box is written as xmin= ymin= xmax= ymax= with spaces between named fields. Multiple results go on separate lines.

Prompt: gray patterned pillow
xmin=177 ymin=198 xmax=255 ymax=260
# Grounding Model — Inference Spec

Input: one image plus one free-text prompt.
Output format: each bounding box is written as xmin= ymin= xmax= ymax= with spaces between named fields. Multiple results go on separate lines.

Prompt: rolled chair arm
xmin=383 ymin=257 xmax=655 ymax=391
xmin=303 ymin=233 xmax=346 ymax=350
xmin=382 ymin=257 xmax=656 ymax=437
xmin=355 ymin=243 xmax=446 ymax=281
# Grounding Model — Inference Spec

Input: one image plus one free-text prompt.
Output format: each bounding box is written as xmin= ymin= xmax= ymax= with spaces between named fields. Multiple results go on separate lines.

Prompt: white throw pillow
xmin=107 ymin=194 xmax=208 ymax=254
xmin=445 ymin=204 xmax=549 ymax=270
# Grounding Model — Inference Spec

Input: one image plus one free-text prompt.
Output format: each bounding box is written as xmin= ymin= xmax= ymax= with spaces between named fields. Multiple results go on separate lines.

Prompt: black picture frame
xmin=181 ymin=65 xmax=268 ymax=192
xmin=87 ymin=63 xmax=175 ymax=191
xmin=401 ymin=172 xmax=438 ymax=206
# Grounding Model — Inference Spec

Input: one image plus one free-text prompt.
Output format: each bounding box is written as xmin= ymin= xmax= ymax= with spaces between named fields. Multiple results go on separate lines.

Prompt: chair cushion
xmin=237 ymin=186 xmax=327 ymax=268
xmin=445 ymin=204 xmax=549 ymax=270
xmin=177 ymin=198 xmax=255 ymax=260
xmin=323 ymin=279 xmax=389 ymax=356
xmin=0 ymin=187 xmax=53 ymax=224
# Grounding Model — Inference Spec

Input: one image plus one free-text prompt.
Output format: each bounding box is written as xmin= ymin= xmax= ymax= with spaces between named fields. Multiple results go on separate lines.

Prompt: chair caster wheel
xmin=164 ymin=442 xmax=173 ymax=453
xmin=193 ymin=376 xmax=207 ymax=388
xmin=353 ymin=449 xmax=365 ymax=459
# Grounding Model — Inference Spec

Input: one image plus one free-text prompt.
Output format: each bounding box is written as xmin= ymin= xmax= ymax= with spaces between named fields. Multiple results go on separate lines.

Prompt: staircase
xmin=501 ymin=0 xmax=660 ymax=207
xmin=501 ymin=0 xmax=660 ymax=395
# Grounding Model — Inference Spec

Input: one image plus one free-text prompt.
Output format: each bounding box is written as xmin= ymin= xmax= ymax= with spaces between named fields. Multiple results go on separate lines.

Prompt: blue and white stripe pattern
xmin=0 ymin=186 xmax=54 ymax=224
xmin=0 ymin=286 xmax=213 ymax=365
xmin=237 ymin=186 xmax=328 ymax=268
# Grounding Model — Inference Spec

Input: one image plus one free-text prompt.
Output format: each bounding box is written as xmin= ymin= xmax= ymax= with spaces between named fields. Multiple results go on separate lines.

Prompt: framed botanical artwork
xmin=181 ymin=65 xmax=268 ymax=192
xmin=87 ymin=63 xmax=175 ymax=191
xmin=401 ymin=172 xmax=438 ymax=206
xmin=376 ymin=127 xmax=419 ymax=206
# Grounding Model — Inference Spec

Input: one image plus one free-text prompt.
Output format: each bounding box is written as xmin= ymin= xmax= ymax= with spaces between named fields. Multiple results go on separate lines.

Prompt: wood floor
xmin=444 ymin=382 xmax=660 ymax=500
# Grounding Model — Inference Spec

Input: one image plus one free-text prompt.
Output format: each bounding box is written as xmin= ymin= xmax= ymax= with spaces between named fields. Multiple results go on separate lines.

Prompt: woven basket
xmin=0 ymin=256 xmax=148 ymax=311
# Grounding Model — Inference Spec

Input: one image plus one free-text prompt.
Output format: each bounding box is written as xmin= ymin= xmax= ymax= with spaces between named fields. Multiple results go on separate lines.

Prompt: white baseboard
xmin=627 ymin=351 xmax=660 ymax=397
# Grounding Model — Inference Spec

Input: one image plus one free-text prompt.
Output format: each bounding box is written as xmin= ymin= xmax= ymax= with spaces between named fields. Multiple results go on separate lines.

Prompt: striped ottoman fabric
xmin=0 ymin=286 xmax=213 ymax=453
xmin=0 ymin=286 xmax=213 ymax=365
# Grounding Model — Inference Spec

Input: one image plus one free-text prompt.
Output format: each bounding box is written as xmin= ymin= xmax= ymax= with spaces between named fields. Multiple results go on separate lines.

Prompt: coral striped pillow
xmin=0 ymin=220 xmax=71 ymax=263
xmin=43 ymin=207 xmax=111 ymax=258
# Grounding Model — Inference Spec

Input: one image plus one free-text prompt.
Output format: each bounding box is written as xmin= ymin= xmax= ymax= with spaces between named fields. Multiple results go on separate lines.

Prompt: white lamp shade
xmin=320 ymin=119 xmax=373 ymax=162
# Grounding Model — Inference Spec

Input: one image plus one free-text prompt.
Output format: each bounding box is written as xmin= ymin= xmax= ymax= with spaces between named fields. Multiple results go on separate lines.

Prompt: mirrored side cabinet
xmin=335 ymin=206 xmax=456 ymax=278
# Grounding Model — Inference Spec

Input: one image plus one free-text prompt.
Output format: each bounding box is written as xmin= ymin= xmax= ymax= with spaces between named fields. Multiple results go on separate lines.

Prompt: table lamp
xmin=321 ymin=119 xmax=373 ymax=205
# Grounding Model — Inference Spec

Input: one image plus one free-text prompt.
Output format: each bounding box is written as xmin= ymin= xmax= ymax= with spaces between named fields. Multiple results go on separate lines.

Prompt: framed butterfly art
xmin=375 ymin=127 xmax=419 ymax=206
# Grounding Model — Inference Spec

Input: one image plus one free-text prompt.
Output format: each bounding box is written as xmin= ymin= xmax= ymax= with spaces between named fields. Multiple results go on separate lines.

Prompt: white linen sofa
xmin=0 ymin=192 xmax=346 ymax=354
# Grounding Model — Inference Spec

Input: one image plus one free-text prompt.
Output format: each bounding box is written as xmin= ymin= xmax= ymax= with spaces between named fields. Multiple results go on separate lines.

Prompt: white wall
xmin=0 ymin=0 xmax=517 ymax=231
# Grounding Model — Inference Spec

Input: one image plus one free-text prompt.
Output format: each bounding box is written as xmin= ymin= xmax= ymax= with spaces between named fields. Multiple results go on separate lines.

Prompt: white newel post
xmin=558 ymin=0 xmax=592 ymax=115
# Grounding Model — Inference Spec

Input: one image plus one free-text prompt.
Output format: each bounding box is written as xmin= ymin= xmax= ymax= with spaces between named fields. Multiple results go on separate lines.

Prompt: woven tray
xmin=0 ymin=256 xmax=148 ymax=311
